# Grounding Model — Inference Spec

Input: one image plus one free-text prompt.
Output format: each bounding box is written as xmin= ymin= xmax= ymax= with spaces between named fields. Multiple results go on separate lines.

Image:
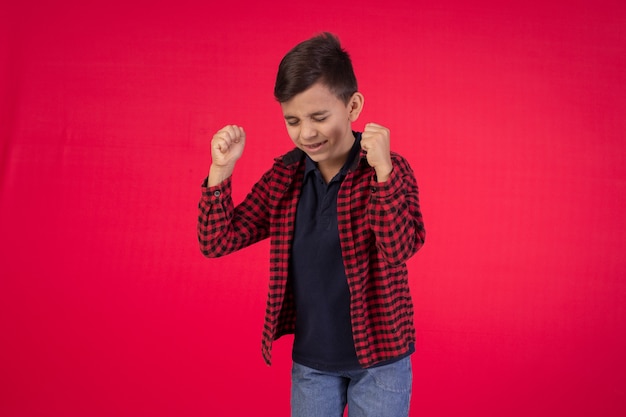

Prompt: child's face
xmin=280 ymin=82 xmax=362 ymax=172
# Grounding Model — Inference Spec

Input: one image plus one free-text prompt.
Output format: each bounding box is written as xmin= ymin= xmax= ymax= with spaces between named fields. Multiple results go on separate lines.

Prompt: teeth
xmin=304 ymin=141 xmax=326 ymax=150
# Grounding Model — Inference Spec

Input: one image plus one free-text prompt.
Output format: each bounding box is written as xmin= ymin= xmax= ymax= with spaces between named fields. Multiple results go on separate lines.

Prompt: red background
xmin=1 ymin=1 xmax=625 ymax=416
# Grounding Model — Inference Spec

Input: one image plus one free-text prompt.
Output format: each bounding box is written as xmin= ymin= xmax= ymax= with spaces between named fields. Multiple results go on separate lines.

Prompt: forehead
xmin=280 ymin=82 xmax=344 ymax=116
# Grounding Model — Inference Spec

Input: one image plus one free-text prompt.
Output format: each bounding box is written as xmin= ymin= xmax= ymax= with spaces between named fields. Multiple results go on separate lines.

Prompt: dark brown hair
xmin=274 ymin=32 xmax=358 ymax=104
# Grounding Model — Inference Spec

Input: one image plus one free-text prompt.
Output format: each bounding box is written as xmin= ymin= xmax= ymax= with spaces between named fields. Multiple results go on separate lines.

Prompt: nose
xmin=300 ymin=121 xmax=317 ymax=141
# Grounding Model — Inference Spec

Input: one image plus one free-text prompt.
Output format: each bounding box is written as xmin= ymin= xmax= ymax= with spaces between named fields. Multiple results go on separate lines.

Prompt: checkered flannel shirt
xmin=198 ymin=146 xmax=425 ymax=368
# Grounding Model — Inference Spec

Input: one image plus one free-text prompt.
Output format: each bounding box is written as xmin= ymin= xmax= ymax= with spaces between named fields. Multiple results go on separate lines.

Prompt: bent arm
xmin=197 ymin=174 xmax=271 ymax=258
xmin=368 ymin=154 xmax=425 ymax=265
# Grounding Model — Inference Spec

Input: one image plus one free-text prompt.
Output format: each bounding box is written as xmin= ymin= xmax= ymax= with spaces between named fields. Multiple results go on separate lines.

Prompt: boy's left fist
xmin=361 ymin=122 xmax=393 ymax=182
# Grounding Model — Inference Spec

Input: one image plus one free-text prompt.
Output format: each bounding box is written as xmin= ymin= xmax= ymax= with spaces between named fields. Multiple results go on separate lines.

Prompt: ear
xmin=347 ymin=92 xmax=364 ymax=122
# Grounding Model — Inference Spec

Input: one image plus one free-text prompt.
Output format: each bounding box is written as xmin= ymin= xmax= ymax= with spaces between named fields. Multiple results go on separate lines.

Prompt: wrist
xmin=208 ymin=164 xmax=234 ymax=187
xmin=374 ymin=163 xmax=393 ymax=183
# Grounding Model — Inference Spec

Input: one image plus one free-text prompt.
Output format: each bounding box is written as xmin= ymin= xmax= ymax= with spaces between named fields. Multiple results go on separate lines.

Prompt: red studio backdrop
xmin=1 ymin=0 xmax=625 ymax=416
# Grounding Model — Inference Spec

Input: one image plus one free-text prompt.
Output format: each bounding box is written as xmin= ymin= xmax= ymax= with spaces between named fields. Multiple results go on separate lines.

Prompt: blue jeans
xmin=291 ymin=357 xmax=412 ymax=417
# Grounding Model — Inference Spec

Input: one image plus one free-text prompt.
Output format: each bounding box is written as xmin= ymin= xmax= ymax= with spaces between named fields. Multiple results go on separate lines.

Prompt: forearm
xmin=197 ymin=174 xmax=271 ymax=258
xmin=369 ymin=158 xmax=425 ymax=265
xmin=197 ymin=177 xmax=237 ymax=257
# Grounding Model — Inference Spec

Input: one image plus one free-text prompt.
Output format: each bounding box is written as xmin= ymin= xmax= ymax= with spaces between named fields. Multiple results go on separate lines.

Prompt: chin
xmin=304 ymin=153 xmax=323 ymax=162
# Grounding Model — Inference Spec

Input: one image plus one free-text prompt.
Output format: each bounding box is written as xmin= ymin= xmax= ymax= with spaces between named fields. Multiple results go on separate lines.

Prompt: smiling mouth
xmin=303 ymin=141 xmax=328 ymax=151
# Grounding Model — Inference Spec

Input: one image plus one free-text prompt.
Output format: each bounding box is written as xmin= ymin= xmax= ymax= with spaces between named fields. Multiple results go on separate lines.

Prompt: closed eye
xmin=284 ymin=112 xmax=328 ymax=126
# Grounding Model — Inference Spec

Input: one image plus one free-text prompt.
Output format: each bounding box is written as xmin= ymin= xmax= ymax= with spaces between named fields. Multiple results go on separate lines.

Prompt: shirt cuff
xmin=201 ymin=175 xmax=232 ymax=203
xmin=369 ymin=166 xmax=401 ymax=199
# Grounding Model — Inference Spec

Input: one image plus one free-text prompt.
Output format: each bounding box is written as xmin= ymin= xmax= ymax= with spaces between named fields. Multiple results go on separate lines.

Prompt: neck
xmin=317 ymin=164 xmax=341 ymax=184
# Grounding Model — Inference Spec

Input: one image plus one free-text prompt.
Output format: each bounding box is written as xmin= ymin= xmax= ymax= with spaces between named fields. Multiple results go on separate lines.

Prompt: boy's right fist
xmin=208 ymin=125 xmax=246 ymax=186
xmin=211 ymin=125 xmax=246 ymax=168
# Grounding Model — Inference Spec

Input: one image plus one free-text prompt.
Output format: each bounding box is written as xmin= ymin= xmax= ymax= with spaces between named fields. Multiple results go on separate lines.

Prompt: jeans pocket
xmin=367 ymin=356 xmax=413 ymax=393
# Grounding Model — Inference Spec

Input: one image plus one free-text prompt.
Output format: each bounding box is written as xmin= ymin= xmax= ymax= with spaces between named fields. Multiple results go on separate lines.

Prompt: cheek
xmin=320 ymin=121 xmax=347 ymax=140
xmin=285 ymin=126 xmax=300 ymax=143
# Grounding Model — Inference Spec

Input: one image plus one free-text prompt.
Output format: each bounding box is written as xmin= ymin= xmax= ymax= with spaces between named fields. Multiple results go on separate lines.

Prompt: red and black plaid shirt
xmin=198 ymin=146 xmax=425 ymax=368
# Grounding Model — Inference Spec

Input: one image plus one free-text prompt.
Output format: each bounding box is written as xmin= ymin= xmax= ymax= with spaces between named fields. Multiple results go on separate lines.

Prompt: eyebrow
xmin=284 ymin=110 xmax=329 ymax=120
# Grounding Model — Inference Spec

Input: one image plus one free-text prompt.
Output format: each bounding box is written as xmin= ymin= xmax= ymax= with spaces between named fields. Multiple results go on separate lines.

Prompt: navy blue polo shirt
xmin=290 ymin=134 xmax=362 ymax=371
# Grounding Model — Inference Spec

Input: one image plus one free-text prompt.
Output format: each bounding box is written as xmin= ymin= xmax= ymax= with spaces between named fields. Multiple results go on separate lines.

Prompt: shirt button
xmin=213 ymin=190 xmax=221 ymax=197
xmin=370 ymin=187 xmax=377 ymax=193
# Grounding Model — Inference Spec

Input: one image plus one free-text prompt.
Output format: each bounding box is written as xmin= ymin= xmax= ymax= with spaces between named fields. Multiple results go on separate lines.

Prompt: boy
xmin=198 ymin=32 xmax=425 ymax=417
